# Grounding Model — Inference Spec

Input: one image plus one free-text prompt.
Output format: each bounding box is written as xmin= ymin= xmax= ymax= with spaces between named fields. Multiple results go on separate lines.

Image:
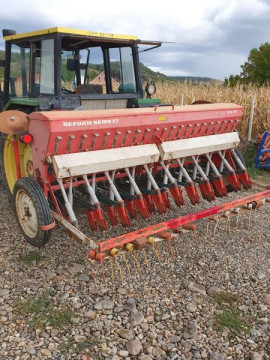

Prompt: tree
xmin=224 ymin=42 xmax=270 ymax=87
xmin=240 ymin=42 xmax=270 ymax=85
xmin=224 ymin=74 xmax=241 ymax=87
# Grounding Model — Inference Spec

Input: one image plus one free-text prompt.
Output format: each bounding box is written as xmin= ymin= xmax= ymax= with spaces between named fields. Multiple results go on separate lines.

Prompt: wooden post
xmin=180 ymin=95 xmax=184 ymax=106
xmin=247 ymin=97 xmax=255 ymax=142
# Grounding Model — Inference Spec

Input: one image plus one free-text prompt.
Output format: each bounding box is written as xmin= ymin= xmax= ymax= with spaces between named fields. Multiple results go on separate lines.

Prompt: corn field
xmin=154 ymin=81 xmax=270 ymax=140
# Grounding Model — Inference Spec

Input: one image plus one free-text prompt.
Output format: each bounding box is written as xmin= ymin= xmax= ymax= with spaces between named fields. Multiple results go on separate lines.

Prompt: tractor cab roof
xmin=3 ymin=27 xmax=162 ymax=49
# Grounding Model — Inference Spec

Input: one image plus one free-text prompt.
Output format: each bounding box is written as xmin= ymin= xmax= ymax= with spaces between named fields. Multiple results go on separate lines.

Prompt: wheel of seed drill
xmin=13 ymin=177 xmax=53 ymax=247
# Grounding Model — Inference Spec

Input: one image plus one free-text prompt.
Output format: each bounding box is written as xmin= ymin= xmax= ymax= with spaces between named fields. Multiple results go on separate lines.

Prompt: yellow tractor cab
xmin=1 ymin=27 xmax=161 ymax=113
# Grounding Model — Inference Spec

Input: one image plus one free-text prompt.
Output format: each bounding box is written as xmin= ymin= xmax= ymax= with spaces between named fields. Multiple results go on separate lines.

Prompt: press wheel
xmin=13 ymin=177 xmax=52 ymax=247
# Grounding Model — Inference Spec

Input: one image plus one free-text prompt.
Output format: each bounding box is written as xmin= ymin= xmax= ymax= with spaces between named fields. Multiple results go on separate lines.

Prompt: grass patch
xmin=214 ymin=308 xmax=252 ymax=336
xmin=18 ymin=251 xmax=43 ymax=265
xmin=246 ymin=162 xmax=270 ymax=180
xmin=75 ymin=258 xmax=85 ymax=265
xmin=210 ymin=291 xmax=252 ymax=337
xmin=58 ymin=337 xmax=94 ymax=353
xmin=14 ymin=291 xmax=72 ymax=329
xmin=247 ymin=166 xmax=265 ymax=179
xmin=211 ymin=291 xmax=240 ymax=306
xmin=243 ymin=143 xmax=258 ymax=168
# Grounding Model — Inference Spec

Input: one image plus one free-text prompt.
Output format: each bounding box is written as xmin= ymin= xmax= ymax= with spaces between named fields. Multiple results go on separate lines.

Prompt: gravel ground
xmin=0 ymin=182 xmax=269 ymax=360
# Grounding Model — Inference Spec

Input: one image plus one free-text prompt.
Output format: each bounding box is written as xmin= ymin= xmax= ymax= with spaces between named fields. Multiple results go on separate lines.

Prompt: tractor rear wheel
xmin=13 ymin=177 xmax=52 ymax=247
xmin=0 ymin=133 xmax=33 ymax=198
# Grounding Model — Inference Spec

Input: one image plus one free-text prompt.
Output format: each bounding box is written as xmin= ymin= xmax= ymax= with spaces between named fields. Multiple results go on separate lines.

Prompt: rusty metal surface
xmin=0 ymin=110 xmax=29 ymax=134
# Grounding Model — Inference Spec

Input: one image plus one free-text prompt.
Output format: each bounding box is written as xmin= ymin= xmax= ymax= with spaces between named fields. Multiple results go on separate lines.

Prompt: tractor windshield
xmin=61 ymin=38 xmax=137 ymax=95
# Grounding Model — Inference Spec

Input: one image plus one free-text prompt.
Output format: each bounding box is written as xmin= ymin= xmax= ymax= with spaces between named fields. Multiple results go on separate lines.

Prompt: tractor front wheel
xmin=0 ymin=133 xmax=33 ymax=198
xmin=13 ymin=177 xmax=53 ymax=247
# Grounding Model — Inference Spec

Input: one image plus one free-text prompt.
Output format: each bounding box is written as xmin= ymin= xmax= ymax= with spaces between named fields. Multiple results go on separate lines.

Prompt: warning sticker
xmin=158 ymin=115 xmax=167 ymax=122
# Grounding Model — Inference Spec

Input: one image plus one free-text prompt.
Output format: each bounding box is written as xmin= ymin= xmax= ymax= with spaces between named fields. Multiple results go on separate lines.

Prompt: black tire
xmin=13 ymin=177 xmax=52 ymax=247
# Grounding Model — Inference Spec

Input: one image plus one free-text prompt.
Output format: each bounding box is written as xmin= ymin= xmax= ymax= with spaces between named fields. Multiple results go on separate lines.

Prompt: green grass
xmin=243 ymin=143 xmax=258 ymax=168
xmin=14 ymin=291 xmax=73 ymax=329
xmin=17 ymin=251 xmax=43 ymax=264
xmin=210 ymin=291 xmax=252 ymax=336
xmin=75 ymin=258 xmax=85 ymax=265
xmin=247 ymin=166 xmax=268 ymax=179
xmin=58 ymin=337 xmax=94 ymax=353
xmin=214 ymin=308 xmax=251 ymax=335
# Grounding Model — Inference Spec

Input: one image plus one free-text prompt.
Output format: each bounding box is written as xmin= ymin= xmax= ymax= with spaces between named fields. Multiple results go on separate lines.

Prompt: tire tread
xmin=13 ymin=177 xmax=52 ymax=247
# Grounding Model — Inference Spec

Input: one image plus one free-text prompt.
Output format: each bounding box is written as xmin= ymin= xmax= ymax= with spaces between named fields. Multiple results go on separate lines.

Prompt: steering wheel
xmin=61 ymin=86 xmax=74 ymax=94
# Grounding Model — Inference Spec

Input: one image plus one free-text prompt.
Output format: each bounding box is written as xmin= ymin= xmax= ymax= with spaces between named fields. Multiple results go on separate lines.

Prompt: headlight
xmin=145 ymin=81 xmax=156 ymax=98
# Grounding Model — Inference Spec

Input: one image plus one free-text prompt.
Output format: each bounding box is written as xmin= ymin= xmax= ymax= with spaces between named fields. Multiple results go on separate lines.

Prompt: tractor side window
xmin=61 ymin=51 xmax=76 ymax=91
xmin=29 ymin=42 xmax=41 ymax=97
xmin=109 ymin=47 xmax=136 ymax=93
xmin=87 ymin=47 xmax=105 ymax=92
xmin=40 ymin=39 xmax=54 ymax=94
xmin=10 ymin=44 xmax=30 ymax=97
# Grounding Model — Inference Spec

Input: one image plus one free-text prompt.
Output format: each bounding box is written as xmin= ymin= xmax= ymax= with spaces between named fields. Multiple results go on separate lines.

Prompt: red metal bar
xmin=98 ymin=189 xmax=270 ymax=252
xmin=46 ymin=181 xmax=64 ymax=217
xmin=12 ymin=140 xmax=21 ymax=179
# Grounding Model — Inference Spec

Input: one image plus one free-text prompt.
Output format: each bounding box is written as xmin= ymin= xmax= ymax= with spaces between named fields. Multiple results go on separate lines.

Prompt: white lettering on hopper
xmin=63 ymin=119 xmax=119 ymax=127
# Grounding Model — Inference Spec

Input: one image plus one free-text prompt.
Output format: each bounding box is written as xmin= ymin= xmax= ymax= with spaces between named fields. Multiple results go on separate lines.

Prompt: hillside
xmin=87 ymin=62 xmax=217 ymax=83
xmin=139 ymin=63 xmax=217 ymax=83
xmin=0 ymin=50 xmax=217 ymax=83
xmin=168 ymin=75 xmax=217 ymax=83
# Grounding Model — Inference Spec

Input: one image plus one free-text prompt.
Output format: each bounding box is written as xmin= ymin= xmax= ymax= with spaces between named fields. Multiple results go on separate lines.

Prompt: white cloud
xmin=214 ymin=0 xmax=268 ymax=22
xmin=0 ymin=0 xmax=270 ymax=78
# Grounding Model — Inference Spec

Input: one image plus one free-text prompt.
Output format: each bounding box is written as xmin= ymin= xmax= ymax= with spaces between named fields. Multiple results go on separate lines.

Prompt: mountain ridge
xmin=0 ymin=50 xmax=218 ymax=83
xmin=139 ymin=63 xmax=218 ymax=83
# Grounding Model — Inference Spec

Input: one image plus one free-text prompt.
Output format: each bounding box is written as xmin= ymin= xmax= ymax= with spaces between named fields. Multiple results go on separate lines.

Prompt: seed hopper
xmin=0 ymin=27 xmax=269 ymax=279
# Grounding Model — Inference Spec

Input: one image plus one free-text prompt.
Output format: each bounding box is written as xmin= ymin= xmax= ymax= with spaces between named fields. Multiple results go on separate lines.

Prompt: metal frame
xmin=255 ymin=131 xmax=270 ymax=169
xmin=3 ymin=41 xmax=11 ymax=105
xmin=96 ymin=189 xmax=270 ymax=252
xmin=47 ymin=184 xmax=270 ymax=254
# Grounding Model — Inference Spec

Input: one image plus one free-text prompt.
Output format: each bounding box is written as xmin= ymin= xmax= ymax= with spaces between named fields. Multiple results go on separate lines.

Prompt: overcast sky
xmin=1 ymin=0 xmax=270 ymax=80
